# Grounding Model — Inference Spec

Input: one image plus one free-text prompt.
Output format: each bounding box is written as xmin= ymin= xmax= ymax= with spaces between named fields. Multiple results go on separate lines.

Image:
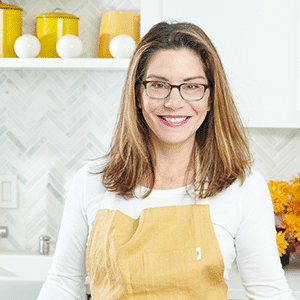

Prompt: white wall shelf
xmin=0 ymin=58 xmax=130 ymax=70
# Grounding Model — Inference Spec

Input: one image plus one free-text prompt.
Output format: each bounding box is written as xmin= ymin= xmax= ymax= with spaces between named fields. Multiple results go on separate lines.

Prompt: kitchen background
xmin=0 ymin=0 xmax=299 ymax=261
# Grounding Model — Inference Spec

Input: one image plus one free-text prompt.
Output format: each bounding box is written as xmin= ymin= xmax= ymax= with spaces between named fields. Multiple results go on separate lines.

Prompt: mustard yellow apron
xmin=86 ymin=192 xmax=228 ymax=299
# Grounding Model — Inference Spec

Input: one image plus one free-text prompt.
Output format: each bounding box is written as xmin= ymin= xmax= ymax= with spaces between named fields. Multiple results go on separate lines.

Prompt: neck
xmin=149 ymin=139 xmax=195 ymax=190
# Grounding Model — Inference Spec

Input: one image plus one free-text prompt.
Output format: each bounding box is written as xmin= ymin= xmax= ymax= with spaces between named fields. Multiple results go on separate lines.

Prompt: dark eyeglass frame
xmin=141 ymin=81 xmax=210 ymax=101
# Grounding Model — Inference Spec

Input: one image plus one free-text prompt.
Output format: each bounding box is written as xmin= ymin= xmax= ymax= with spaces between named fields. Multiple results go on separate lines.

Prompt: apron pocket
xmin=142 ymin=247 xmax=202 ymax=297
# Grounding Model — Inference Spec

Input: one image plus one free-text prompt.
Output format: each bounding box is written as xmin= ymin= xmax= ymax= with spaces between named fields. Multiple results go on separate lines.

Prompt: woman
xmin=38 ymin=22 xmax=297 ymax=299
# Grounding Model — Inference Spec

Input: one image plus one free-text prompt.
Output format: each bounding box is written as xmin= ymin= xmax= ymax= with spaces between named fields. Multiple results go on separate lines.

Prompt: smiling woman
xmin=37 ymin=21 xmax=297 ymax=300
xmin=102 ymin=21 xmax=251 ymax=198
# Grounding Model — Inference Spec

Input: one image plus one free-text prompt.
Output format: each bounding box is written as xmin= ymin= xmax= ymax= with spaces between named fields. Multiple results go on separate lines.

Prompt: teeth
xmin=162 ymin=117 xmax=188 ymax=123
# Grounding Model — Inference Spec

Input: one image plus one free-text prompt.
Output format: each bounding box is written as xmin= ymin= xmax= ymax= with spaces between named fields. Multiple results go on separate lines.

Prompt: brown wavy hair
xmin=100 ymin=21 xmax=253 ymax=199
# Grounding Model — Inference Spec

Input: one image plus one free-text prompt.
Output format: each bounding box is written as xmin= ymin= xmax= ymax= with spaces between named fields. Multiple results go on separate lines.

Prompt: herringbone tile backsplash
xmin=0 ymin=0 xmax=300 ymax=253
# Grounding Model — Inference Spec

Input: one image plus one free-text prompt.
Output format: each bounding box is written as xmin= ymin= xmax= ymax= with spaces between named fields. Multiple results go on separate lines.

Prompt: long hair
xmin=100 ymin=21 xmax=253 ymax=199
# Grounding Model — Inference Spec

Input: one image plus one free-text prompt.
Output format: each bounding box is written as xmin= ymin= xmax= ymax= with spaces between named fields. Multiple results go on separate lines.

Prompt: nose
xmin=164 ymin=86 xmax=185 ymax=109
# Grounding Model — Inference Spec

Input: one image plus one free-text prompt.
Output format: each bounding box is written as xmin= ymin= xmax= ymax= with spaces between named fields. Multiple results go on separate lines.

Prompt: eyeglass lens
xmin=145 ymin=81 xmax=206 ymax=101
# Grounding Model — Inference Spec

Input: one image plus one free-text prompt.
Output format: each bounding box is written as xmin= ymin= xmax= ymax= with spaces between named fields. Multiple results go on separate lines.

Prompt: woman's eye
xmin=151 ymin=82 xmax=167 ymax=89
xmin=185 ymin=84 xmax=200 ymax=90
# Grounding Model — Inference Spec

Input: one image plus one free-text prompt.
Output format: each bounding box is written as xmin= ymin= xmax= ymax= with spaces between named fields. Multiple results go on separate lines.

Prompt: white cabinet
xmin=140 ymin=0 xmax=300 ymax=128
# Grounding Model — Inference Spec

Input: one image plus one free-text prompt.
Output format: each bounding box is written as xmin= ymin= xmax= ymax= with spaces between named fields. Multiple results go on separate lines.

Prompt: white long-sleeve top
xmin=37 ymin=161 xmax=297 ymax=300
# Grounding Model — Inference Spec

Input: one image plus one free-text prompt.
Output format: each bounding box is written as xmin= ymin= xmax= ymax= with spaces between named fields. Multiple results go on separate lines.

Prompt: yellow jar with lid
xmin=98 ymin=11 xmax=140 ymax=58
xmin=36 ymin=8 xmax=79 ymax=58
xmin=0 ymin=1 xmax=22 ymax=57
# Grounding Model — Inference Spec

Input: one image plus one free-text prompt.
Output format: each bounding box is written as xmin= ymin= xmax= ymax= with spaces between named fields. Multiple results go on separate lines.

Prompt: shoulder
xmin=239 ymin=169 xmax=271 ymax=205
xmin=208 ymin=169 xmax=270 ymax=217
xmin=70 ymin=160 xmax=101 ymax=184
xmin=209 ymin=169 xmax=266 ymax=200
xmin=222 ymin=169 xmax=268 ymax=197
xmin=232 ymin=169 xmax=273 ymax=218
xmin=242 ymin=169 xmax=268 ymax=189
xmin=71 ymin=158 xmax=107 ymax=201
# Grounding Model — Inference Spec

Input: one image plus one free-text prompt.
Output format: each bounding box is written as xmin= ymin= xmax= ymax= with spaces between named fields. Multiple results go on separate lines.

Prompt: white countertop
xmin=227 ymin=261 xmax=300 ymax=299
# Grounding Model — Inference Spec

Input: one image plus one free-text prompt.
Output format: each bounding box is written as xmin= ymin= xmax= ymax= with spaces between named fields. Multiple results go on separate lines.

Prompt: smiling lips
xmin=159 ymin=115 xmax=190 ymax=127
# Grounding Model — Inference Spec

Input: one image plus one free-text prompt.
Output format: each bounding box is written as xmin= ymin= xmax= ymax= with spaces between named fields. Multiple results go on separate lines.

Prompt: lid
xmin=0 ymin=1 xmax=23 ymax=11
xmin=37 ymin=8 xmax=79 ymax=19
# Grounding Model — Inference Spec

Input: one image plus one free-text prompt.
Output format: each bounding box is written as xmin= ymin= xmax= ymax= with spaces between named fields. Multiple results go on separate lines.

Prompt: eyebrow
xmin=146 ymin=74 xmax=206 ymax=82
xmin=146 ymin=74 xmax=168 ymax=81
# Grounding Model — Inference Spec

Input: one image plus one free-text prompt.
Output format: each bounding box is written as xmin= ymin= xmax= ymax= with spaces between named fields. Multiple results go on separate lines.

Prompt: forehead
xmin=145 ymin=48 xmax=206 ymax=80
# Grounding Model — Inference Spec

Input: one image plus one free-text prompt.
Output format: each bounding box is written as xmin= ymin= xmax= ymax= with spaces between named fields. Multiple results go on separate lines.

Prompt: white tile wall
xmin=0 ymin=0 xmax=299 ymax=253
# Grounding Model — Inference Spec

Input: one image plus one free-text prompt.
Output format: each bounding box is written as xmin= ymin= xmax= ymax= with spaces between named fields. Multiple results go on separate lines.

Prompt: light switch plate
xmin=0 ymin=175 xmax=18 ymax=208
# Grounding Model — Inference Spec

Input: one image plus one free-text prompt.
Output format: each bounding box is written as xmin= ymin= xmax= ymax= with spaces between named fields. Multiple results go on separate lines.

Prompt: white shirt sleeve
xmin=235 ymin=171 xmax=296 ymax=300
xmin=37 ymin=164 xmax=91 ymax=300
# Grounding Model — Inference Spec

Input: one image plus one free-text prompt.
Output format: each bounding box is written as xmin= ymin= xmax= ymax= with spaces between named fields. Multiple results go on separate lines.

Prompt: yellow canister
xmin=36 ymin=8 xmax=79 ymax=58
xmin=98 ymin=11 xmax=140 ymax=58
xmin=0 ymin=1 xmax=22 ymax=58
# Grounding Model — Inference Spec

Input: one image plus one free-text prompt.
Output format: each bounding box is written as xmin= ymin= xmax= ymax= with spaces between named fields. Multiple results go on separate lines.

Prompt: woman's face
xmin=139 ymin=48 xmax=210 ymax=149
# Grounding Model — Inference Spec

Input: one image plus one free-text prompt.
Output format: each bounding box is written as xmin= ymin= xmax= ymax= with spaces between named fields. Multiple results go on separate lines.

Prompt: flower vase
xmin=280 ymin=253 xmax=290 ymax=268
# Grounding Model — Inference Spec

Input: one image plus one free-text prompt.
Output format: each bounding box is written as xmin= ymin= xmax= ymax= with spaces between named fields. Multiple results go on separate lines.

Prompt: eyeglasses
xmin=141 ymin=81 xmax=209 ymax=101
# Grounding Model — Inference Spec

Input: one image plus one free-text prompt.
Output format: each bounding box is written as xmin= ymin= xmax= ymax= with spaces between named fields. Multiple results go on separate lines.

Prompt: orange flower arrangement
xmin=268 ymin=174 xmax=300 ymax=257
